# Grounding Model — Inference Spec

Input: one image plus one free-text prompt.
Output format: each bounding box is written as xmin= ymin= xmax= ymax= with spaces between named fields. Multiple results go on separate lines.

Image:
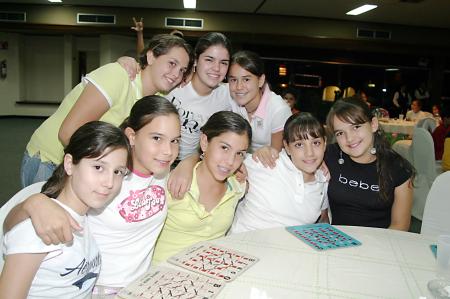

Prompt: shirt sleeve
xmin=84 ymin=63 xmax=131 ymax=108
xmin=392 ymin=158 xmax=413 ymax=187
xmin=393 ymin=92 xmax=400 ymax=107
xmin=270 ymin=97 xmax=292 ymax=133
xmin=4 ymin=220 xmax=62 ymax=258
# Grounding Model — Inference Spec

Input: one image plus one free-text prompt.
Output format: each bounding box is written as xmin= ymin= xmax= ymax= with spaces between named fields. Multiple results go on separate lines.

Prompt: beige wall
xmin=0 ymin=32 xmax=134 ymax=117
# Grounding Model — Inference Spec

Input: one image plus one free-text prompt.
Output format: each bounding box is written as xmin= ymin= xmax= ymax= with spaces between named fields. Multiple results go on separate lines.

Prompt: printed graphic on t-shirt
xmin=117 ymin=185 xmax=166 ymax=223
xmin=60 ymin=252 xmax=101 ymax=289
xmin=337 ymin=173 xmax=379 ymax=192
xmin=168 ymin=95 xmax=205 ymax=134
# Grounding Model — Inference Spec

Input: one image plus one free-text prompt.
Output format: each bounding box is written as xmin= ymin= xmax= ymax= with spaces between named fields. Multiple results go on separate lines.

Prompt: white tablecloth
xmin=380 ymin=120 xmax=415 ymax=135
xmin=205 ymin=226 xmax=436 ymax=299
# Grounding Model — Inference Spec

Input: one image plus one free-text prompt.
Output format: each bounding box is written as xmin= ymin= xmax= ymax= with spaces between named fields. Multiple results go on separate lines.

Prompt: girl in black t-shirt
xmin=325 ymin=97 xmax=415 ymax=231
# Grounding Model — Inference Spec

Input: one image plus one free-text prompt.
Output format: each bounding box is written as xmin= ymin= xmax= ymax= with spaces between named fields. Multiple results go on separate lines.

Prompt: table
xmin=188 ymin=226 xmax=436 ymax=298
xmin=379 ymin=119 xmax=415 ymax=135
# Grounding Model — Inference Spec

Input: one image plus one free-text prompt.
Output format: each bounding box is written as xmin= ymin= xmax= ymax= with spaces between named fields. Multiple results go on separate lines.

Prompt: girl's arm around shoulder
xmin=167 ymin=153 xmax=200 ymax=199
xmin=0 ymin=252 xmax=47 ymax=299
xmin=389 ymin=178 xmax=413 ymax=231
xmin=4 ymin=193 xmax=81 ymax=245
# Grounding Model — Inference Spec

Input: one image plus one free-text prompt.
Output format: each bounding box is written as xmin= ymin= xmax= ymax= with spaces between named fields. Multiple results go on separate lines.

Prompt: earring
xmin=338 ymin=151 xmax=344 ymax=165
xmin=200 ymin=152 xmax=205 ymax=160
xmin=370 ymin=147 xmax=377 ymax=155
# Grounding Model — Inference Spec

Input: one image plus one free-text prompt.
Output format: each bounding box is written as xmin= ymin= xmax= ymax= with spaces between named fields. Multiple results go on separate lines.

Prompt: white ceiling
xmin=2 ymin=0 xmax=450 ymax=29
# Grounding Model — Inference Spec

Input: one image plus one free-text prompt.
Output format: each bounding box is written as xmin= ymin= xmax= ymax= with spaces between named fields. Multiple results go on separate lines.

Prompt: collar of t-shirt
xmin=187 ymin=162 xmax=244 ymax=214
xmin=252 ymin=84 xmax=271 ymax=120
xmin=279 ymin=149 xmax=327 ymax=184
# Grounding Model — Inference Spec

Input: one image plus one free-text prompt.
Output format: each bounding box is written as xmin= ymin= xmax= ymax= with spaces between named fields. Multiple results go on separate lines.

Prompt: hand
xmin=24 ymin=194 xmax=82 ymax=245
xmin=167 ymin=156 xmax=198 ymax=199
xmin=318 ymin=209 xmax=330 ymax=224
xmin=319 ymin=161 xmax=330 ymax=181
xmin=117 ymin=56 xmax=140 ymax=80
xmin=235 ymin=163 xmax=248 ymax=183
xmin=252 ymin=146 xmax=279 ymax=168
xmin=131 ymin=17 xmax=144 ymax=32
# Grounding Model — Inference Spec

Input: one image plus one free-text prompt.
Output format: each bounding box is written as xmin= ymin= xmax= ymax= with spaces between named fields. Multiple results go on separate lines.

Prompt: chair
xmin=392 ymin=139 xmax=413 ymax=164
xmin=342 ymin=87 xmax=355 ymax=98
xmin=0 ymin=181 xmax=45 ymax=271
xmin=416 ymin=117 xmax=437 ymax=134
xmin=410 ymin=127 xmax=437 ymax=220
xmin=322 ymin=86 xmax=341 ymax=102
xmin=421 ymin=171 xmax=450 ymax=237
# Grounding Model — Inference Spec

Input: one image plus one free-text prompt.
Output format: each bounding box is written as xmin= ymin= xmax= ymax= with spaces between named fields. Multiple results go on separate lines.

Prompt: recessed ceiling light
xmin=346 ymin=4 xmax=377 ymax=15
xmin=48 ymin=0 xmax=62 ymax=2
xmin=183 ymin=0 xmax=196 ymax=9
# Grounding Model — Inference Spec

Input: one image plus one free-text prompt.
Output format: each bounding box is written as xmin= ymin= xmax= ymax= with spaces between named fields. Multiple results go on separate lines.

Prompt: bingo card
xmin=116 ymin=266 xmax=224 ymax=299
xmin=168 ymin=243 xmax=258 ymax=282
xmin=286 ymin=223 xmax=362 ymax=250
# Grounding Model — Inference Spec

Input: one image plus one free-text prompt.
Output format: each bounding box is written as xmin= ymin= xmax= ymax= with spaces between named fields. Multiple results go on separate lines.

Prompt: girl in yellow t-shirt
xmin=21 ymin=34 xmax=194 ymax=187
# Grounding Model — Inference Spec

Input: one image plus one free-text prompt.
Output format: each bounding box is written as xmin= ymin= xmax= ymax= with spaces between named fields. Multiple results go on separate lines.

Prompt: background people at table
xmin=0 ymin=121 xmax=131 ymax=298
xmin=432 ymin=104 xmax=450 ymax=160
xmin=230 ymin=112 xmax=329 ymax=234
xmin=152 ymin=111 xmax=251 ymax=263
xmin=227 ymin=50 xmax=292 ymax=167
xmin=21 ymin=34 xmax=193 ymax=188
xmin=432 ymin=104 xmax=442 ymax=124
xmin=282 ymin=89 xmax=300 ymax=114
xmin=4 ymin=97 xmax=181 ymax=295
xmin=405 ymin=99 xmax=430 ymax=121
xmin=392 ymin=84 xmax=411 ymax=117
xmin=414 ymin=81 xmax=430 ymax=111
xmin=324 ymin=97 xmax=415 ymax=231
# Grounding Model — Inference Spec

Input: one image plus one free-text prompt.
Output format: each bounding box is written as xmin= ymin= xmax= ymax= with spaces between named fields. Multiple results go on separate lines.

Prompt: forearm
xmin=388 ymin=219 xmax=410 ymax=231
xmin=137 ymin=31 xmax=145 ymax=55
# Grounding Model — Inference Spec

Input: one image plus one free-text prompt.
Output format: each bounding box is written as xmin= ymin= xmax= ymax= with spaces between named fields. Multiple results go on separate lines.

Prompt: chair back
xmin=342 ymin=87 xmax=355 ymax=98
xmin=322 ymin=86 xmax=341 ymax=102
xmin=421 ymin=171 xmax=450 ymax=237
xmin=0 ymin=181 xmax=45 ymax=271
xmin=416 ymin=117 xmax=437 ymax=134
xmin=410 ymin=127 xmax=437 ymax=220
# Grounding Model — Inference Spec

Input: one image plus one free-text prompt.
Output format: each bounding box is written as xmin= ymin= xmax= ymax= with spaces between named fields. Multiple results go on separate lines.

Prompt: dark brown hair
xmin=283 ymin=112 xmax=325 ymax=144
xmin=42 ymin=121 xmax=132 ymax=198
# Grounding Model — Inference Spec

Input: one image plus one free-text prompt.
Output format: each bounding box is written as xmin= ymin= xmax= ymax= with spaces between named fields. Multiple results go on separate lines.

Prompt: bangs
xmin=284 ymin=113 xmax=325 ymax=143
xmin=326 ymin=98 xmax=371 ymax=131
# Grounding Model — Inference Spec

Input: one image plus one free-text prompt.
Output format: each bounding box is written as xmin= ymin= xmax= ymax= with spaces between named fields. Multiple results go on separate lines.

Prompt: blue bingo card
xmin=286 ymin=223 xmax=362 ymax=251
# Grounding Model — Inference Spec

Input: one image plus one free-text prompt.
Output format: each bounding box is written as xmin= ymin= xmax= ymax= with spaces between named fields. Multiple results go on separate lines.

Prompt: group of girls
xmin=0 ymin=26 xmax=415 ymax=298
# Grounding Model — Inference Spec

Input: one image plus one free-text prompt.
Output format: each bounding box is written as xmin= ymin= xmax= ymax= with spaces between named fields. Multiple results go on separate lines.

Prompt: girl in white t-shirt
xmin=3 ymin=96 xmax=181 ymax=296
xmin=231 ymin=112 xmax=329 ymax=233
xmin=227 ymin=50 xmax=292 ymax=167
xmin=0 ymin=121 xmax=131 ymax=298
